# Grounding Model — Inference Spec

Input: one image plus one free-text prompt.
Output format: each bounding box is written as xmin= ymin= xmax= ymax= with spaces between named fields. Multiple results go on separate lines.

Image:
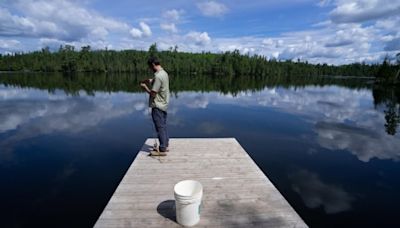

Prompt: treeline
xmin=1 ymin=44 xmax=397 ymax=78
xmin=0 ymin=73 xmax=372 ymax=96
xmin=375 ymin=54 xmax=400 ymax=84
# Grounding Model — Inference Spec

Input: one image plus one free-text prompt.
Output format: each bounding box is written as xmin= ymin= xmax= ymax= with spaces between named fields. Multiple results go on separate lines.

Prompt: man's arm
xmin=141 ymin=75 xmax=161 ymax=97
xmin=140 ymin=83 xmax=157 ymax=97
xmin=140 ymin=78 xmax=153 ymax=84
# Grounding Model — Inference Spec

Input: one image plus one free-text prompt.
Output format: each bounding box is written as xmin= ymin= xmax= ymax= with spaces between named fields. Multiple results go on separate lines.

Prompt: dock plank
xmin=95 ymin=138 xmax=307 ymax=228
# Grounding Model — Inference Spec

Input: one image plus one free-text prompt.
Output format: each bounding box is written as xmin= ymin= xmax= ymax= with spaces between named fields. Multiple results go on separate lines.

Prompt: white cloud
xmin=384 ymin=38 xmax=400 ymax=51
xmin=130 ymin=28 xmax=143 ymax=39
xmin=197 ymin=1 xmax=228 ymax=17
xmin=144 ymin=26 xmax=380 ymax=64
xmin=185 ymin=31 xmax=211 ymax=46
xmin=0 ymin=0 xmax=130 ymax=41
xmin=160 ymin=23 xmax=178 ymax=33
xmin=318 ymin=0 xmax=334 ymax=7
xmin=0 ymin=39 xmax=20 ymax=50
xmin=262 ymin=38 xmax=274 ymax=46
xmin=39 ymin=37 xmax=112 ymax=51
xmin=39 ymin=38 xmax=63 ymax=49
xmin=139 ymin=22 xmax=152 ymax=37
xmin=0 ymin=7 xmax=36 ymax=36
xmin=375 ymin=16 xmax=400 ymax=31
xmin=289 ymin=169 xmax=354 ymax=214
xmin=258 ymin=23 xmax=379 ymax=64
xmin=130 ymin=22 xmax=152 ymax=39
xmin=162 ymin=9 xmax=183 ymax=21
xmin=0 ymin=0 xmax=398 ymax=64
xmin=327 ymin=0 xmax=400 ymax=23
xmin=117 ymin=21 xmax=390 ymax=64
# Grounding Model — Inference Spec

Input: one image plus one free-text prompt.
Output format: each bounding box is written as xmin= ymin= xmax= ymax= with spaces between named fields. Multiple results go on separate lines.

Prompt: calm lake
xmin=0 ymin=73 xmax=399 ymax=227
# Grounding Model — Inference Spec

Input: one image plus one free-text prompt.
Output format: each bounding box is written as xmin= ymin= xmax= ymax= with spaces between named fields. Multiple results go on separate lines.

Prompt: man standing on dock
xmin=140 ymin=57 xmax=170 ymax=156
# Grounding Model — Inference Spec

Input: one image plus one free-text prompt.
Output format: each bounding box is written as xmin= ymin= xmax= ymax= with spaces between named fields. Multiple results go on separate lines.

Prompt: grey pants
xmin=151 ymin=108 xmax=169 ymax=151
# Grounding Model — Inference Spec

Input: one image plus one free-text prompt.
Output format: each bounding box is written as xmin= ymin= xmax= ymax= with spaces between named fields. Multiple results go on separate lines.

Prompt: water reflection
xmin=0 ymin=86 xmax=147 ymax=160
xmin=289 ymin=169 xmax=354 ymax=214
xmin=198 ymin=122 xmax=224 ymax=134
xmin=372 ymin=85 xmax=400 ymax=135
xmin=1 ymin=82 xmax=399 ymax=162
xmin=1 ymin=81 xmax=399 ymax=162
xmin=315 ymin=121 xmax=400 ymax=162
xmin=1 ymin=74 xmax=400 ymax=227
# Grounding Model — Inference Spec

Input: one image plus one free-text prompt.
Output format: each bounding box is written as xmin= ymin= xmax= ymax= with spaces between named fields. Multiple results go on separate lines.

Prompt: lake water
xmin=1 ymin=74 xmax=399 ymax=227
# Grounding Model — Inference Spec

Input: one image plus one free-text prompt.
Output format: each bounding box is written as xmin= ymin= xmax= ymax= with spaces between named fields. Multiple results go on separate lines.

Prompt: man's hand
xmin=140 ymin=83 xmax=153 ymax=96
xmin=140 ymin=78 xmax=153 ymax=84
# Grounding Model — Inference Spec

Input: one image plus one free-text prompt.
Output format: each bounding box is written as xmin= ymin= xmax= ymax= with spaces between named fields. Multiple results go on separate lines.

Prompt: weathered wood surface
xmin=95 ymin=138 xmax=308 ymax=228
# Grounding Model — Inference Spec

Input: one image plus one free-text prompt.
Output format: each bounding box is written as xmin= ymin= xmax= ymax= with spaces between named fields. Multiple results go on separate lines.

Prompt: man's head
xmin=147 ymin=56 xmax=161 ymax=72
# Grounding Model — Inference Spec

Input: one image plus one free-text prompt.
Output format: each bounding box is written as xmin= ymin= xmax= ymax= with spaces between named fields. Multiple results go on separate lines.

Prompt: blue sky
xmin=0 ymin=0 xmax=399 ymax=64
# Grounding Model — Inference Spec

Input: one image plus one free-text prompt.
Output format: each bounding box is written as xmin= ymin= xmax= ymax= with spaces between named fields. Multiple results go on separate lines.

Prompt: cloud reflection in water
xmin=2 ymin=85 xmax=400 ymax=163
xmin=289 ymin=169 xmax=354 ymax=214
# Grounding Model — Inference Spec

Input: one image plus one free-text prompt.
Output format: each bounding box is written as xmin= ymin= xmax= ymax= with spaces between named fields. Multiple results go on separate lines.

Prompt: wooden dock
xmin=95 ymin=138 xmax=308 ymax=227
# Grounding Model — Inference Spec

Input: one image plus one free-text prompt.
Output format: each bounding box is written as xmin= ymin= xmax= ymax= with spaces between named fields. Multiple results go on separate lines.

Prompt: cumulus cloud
xmin=326 ymin=0 xmax=400 ymax=23
xmin=324 ymin=40 xmax=353 ymax=48
xmin=0 ymin=39 xmax=20 ymax=50
xmin=0 ymin=0 xmax=130 ymax=41
xmin=162 ymin=9 xmax=183 ymax=21
xmin=324 ymin=29 xmax=359 ymax=47
xmin=152 ymin=26 xmax=378 ymax=64
xmin=384 ymin=37 xmax=400 ymax=51
xmin=375 ymin=16 xmax=400 ymax=31
xmin=197 ymin=1 xmax=228 ymax=17
xmin=129 ymin=28 xmax=143 ymax=39
xmin=318 ymin=0 xmax=334 ymax=7
xmin=139 ymin=22 xmax=152 ymax=37
xmin=0 ymin=0 xmax=398 ymax=64
xmin=160 ymin=23 xmax=178 ymax=33
xmin=130 ymin=22 xmax=152 ymax=39
xmin=0 ymin=7 xmax=35 ymax=37
xmin=262 ymin=38 xmax=274 ymax=46
xmin=257 ymin=22 xmax=378 ymax=64
xmin=280 ymin=45 xmax=341 ymax=59
xmin=289 ymin=169 xmax=354 ymax=214
xmin=185 ymin=31 xmax=211 ymax=46
xmin=39 ymin=37 xmax=113 ymax=51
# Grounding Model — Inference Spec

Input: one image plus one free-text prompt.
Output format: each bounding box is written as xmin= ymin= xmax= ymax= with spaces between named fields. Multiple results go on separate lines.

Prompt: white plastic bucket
xmin=174 ymin=180 xmax=203 ymax=227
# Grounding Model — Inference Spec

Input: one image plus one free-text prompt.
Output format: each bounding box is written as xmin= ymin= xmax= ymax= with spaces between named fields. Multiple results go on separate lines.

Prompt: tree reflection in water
xmin=373 ymin=85 xmax=400 ymax=135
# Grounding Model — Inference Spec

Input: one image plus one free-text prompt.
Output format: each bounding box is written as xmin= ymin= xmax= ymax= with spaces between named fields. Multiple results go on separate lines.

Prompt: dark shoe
xmin=150 ymin=151 xmax=167 ymax=156
xmin=152 ymin=147 xmax=169 ymax=152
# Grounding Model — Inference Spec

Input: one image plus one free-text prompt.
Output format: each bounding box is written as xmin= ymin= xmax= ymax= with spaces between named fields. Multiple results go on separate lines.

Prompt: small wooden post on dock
xmin=95 ymin=138 xmax=308 ymax=227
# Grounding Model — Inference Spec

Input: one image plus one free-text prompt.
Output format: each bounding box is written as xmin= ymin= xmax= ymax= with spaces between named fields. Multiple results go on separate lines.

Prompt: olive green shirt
xmin=149 ymin=68 xmax=170 ymax=111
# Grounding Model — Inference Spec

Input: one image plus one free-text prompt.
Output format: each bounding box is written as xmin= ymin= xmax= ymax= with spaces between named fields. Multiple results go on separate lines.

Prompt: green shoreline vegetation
xmin=0 ymin=44 xmax=398 ymax=80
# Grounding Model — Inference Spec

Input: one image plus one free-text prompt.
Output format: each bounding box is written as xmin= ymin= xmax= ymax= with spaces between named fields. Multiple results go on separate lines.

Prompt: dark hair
xmin=147 ymin=56 xmax=160 ymax=66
